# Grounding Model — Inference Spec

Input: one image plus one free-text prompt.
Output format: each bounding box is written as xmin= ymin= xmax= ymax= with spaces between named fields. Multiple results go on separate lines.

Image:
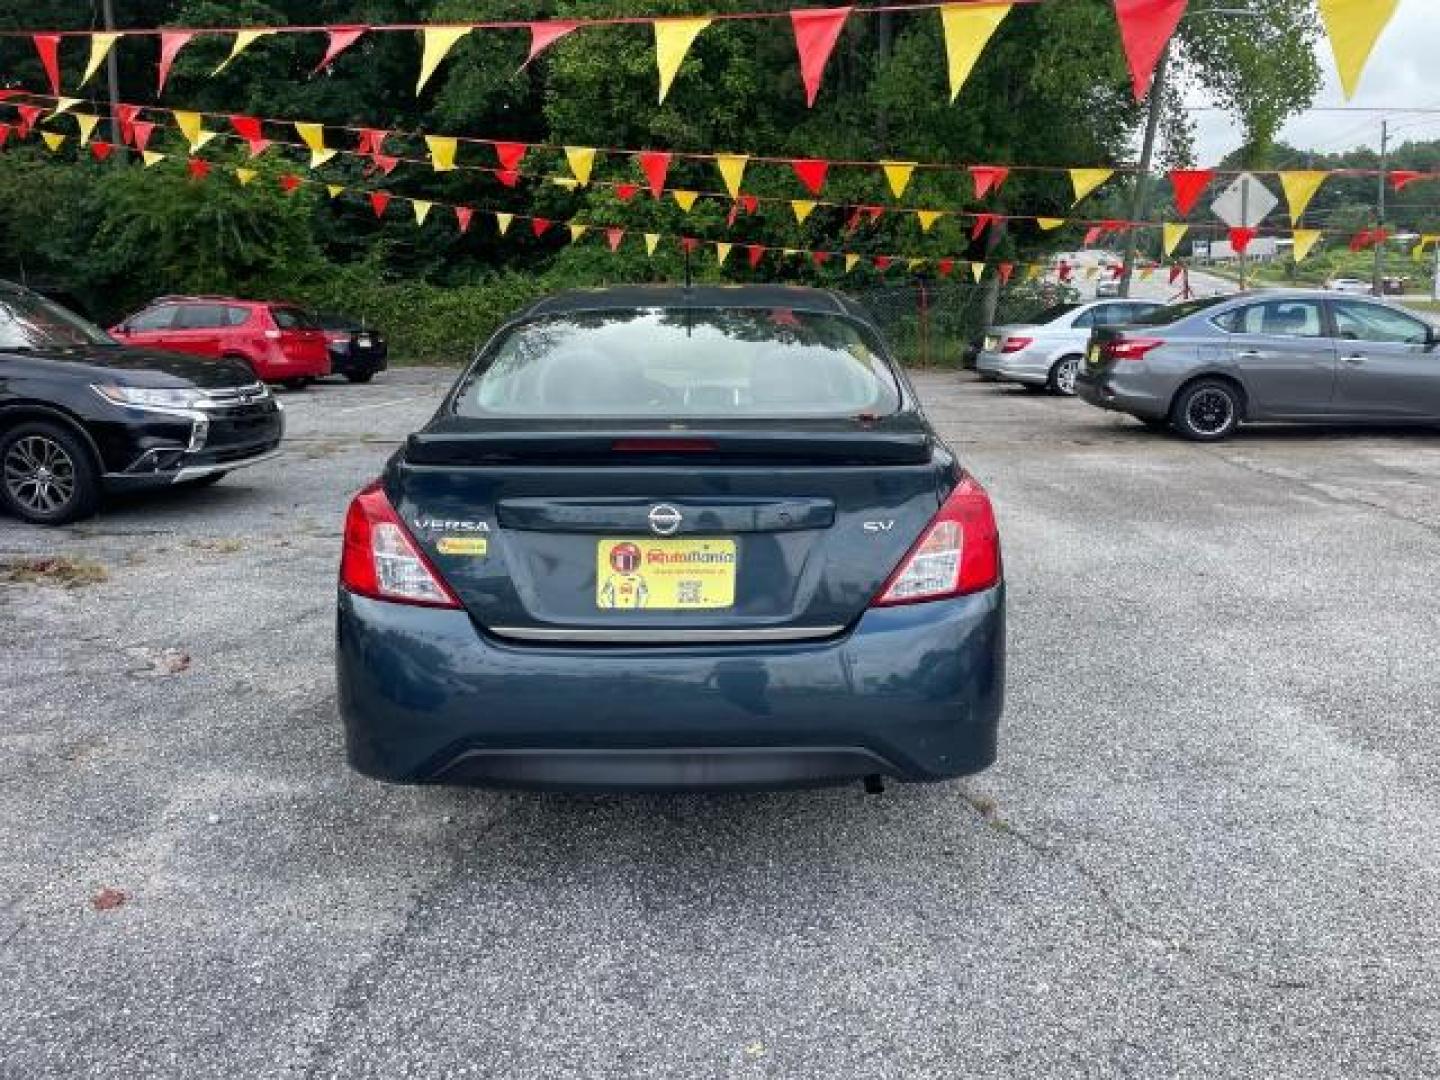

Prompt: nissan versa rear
xmin=336 ymin=286 xmax=1005 ymax=791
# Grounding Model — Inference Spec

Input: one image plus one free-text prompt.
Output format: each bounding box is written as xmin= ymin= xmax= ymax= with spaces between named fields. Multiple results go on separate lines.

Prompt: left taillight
xmin=872 ymin=474 xmax=1002 ymax=607
xmin=1000 ymin=336 xmax=1034 ymax=354
xmin=340 ymin=482 xmax=461 ymax=608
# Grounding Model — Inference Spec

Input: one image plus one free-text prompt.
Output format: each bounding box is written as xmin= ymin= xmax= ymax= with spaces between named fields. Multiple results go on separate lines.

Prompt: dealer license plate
xmin=596 ymin=537 xmax=737 ymax=610
xmin=983 ymin=335 xmax=1000 ymax=352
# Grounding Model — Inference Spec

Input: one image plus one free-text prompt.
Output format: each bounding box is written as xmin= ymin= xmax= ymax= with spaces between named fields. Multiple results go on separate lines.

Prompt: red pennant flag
xmin=524 ymin=21 xmax=580 ymax=67
xmin=844 ymin=207 xmax=864 ymax=233
xmin=971 ymin=166 xmax=1009 ymax=199
xmin=937 ymin=258 xmax=954 ymax=277
xmin=1108 ymin=263 xmax=1124 ymax=278
xmin=492 ymin=142 xmax=527 ymax=172
xmin=314 ymin=26 xmax=366 ymax=73
xmin=15 ymin=105 xmax=42 ymax=138
xmin=972 ymin=213 xmax=999 ymax=240
xmin=186 ymin=157 xmax=210 ymax=181
xmin=531 ymin=217 xmax=553 ymax=237
xmin=369 ymin=191 xmax=391 ymax=218
xmin=1082 ymin=225 xmax=1104 ymax=246
xmin=791 ymin=7 xmax=851 ymax=107
xmin=0 ymin=124 xmax=11 ymax=148
xmin=637 ymin=151 xmax=671 ymax=198
xmin=229 ymin=116 xmax=270 ymax=157
xmin=371 ymin=154 xmax=399 ymax=176
xmin=1348 ymin=228 xmax=1388 ymax=251
xmin=874 ymin=256 xmax=892 ymax=271
xmin=680 ymin=236 xmax=700 ymax=254
xmin=999 ymin=262 xmax=1015 ymax=285
xmin=1058 ymin=262 xmax=1073 ymax=282
xmin=157 ymin=31 xmax=196 ymax=95
xmin=356 ymin=128 xmax=388 ymax=157
xmin=454 ymin=206 xmax=473 ymax=233
xmin=130 ymin=120 xmax=156 ymax=151
xmin=1114 ymin=0 xmax=1189 ymax=100
xmin=1389 ymin=170 xmax=1423 ymax=192
xmin=746 ymin=244 xmax=765 ymax=268
xmin=1099 ymin=218 xmax=1129 ymax=234
xmin=606 ymin=228 xmax=625 ymax=252
xmin=32 ymin=34 xmax=61 ymax=95
xmin=812 ymin=250 xmax=831 ymax=266
xmin=1168 ymin=169 xmax=1213 ymax=216
xmin=727 ymin=202 xmax=741 ymax=227
xmin=790 ymin=158 xmax=830 ymax=196
xmin=1168 ymin=264 xmax=1184 ymax=285
xmin=1228 ymin=226 xmax=1257 ymax=254
xmin=114 ymin=103 xmax=142 ymax=144
xmin=279 ymin=173 xmax=302 ymax=194
xmin=91 ymin=139 xmax=113 ymax=161
xmin=496 ymin=169 xmax=520 ymax=188
xmin=615 ymin=182 xmax=639 ymax=202
xmin=740 ymin=194 xmax=759 ymax=215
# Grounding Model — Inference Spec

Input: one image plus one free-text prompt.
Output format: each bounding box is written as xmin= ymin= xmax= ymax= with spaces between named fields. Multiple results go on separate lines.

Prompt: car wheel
xmin=1 ymin=421 xmax=101 ymax=525
xmin=224 ymin=355 xmax=257 ymax=380
xmin=1047 ymin=355 xmax=1082 ymax=396
xmin=345 ymin=372 xmax=375 ymax=384
xmin=1171 ymin=380 xmax=1242 ymax=441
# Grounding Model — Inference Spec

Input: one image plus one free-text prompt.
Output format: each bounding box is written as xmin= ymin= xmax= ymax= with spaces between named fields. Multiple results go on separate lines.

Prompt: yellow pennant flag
xmin=1162 ymin=222 xmax=1189 ymax=258
xmin=715 ymin=154 xmax=749 ymax=199
xmin=326 ymin=184 xmax=345 ymax=198
xmin=417 ymin=26 xmax=471 ymax=94
xmin=565 ymin=146 xmax=595 ymax=186
xmin=1277 ymin=171 xmax=1327 ymax=223
xmin=1084 ymin=266 xmax=1100 ymax=281
xmin=715 ymin=241 xmax=731 ymax=267
xmin=1070 ymin=169 xmax=1112 ymax=204
xmin=551 ymin=177 xmax=580 ymax=190
xmin=214 ymin=29 xmax=273 ymax=75
xmin=908 ymin=258 xmax=926 ymax=271
xmin=74 ymin=114 xmax=101 ymax=147
xmin=495 ymin=212 xmax=513 ymax=236
xmin=881 ymin=161 xmax=916 ymax=199
xmin=1025 ymin=264 xmax=1043 ymax=281
xmin=51 ymin=98 xmax=81 ymax=118
xmin=82 ymin=32 xmax=122 ymax=86
xmin=308 ymin=148 xmax=337 ymax=169
xmin=791 ymin=200 xmax=816 ymax=225
xmin=916 ymin=210 xmax=944 ymax=233
xmin=1412 ymin=234 xmax=1440 ymax=263
xmin=970 ymin=263 xmax=984 ymax=283
xmin=425 ymin=135 xmax=458 ymax=172
xmin=672 ymin=190 xmax=699 ymax=212
xmin=142 ymin=151 xmax=166 ymax=167
xmin=844 ymin=253 xmax=860 ymax=272
xmin=41 ymin=131 xmax=66 ymax=153
xmin=295 ymin=122 xmax=326 ymax=153
xmin=412 ymin=200 xmax=432 ymax=225
xmin=194 ymin=130 xmax=220 ymax=150
xmin=173 ymin=110 xmax=203 ymax=149
xmin=1036 ymin=217 xmax=1066 ymax=231
xmin=1292 ymin=229 xmax=1323 ymax=263
xmin=653 ymin=17 xmax=711 ymax=103
xmin=644 ymin=233 xmax=661 ymax=256
xmin=235 ymin=168 xmax=257 ymax=185
xmin=781 ymin=248 xmax=799 ymax=258
xmin=1318 ymin=0 xmax=1399 ymax=99
xmin=569 ymin=223 xmax=589 ymax=243
xmin=939 ymin=3 xmax=1012 ymax=103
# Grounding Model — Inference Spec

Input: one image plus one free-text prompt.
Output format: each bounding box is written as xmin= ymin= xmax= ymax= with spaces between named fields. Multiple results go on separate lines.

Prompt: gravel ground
xmin=1 ymin=368 xmax=1437 ymax=1079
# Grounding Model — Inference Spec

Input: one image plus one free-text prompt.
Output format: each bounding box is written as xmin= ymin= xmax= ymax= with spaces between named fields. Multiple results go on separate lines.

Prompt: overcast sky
xmin=1188 ymin=1 xmax=1438 ymax=162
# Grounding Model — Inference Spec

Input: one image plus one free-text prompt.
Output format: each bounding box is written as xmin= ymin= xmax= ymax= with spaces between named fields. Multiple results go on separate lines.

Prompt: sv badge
xmin=863 ymin=520 xmax=895 ymax=532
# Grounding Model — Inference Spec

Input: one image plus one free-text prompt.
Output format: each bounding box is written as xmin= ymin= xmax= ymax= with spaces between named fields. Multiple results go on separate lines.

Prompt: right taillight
xmin=1103 ymin=337 xmax=1163 ymax=362
xmin=872 ymin=474 xmax=1002 ymax=607
xmin=340 ymin=482 xmax=461 ymax=608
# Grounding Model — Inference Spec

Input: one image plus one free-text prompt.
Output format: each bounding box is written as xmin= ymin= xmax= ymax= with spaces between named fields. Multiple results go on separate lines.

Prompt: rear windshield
xmin=314 ymin=312 xmax=352 ymax=330
xmin=1131 ymin=296 xmax=1232 ymax=326
xmin=271 ymin=306 xmax=318 ymax=330
xmin=454 ymin=307 xmax=902 ymax=419
xmin=0 ymin=287 xmax=116 ymax=349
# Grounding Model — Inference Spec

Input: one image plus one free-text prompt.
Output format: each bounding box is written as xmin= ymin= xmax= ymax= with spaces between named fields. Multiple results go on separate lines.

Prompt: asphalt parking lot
xmin=2 ymin=368 xmax=1438 ymax=1078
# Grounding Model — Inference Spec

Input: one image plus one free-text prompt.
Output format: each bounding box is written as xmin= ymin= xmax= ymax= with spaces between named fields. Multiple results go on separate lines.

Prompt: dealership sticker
xmin=437 ymin=536 xmax=488 ymax=557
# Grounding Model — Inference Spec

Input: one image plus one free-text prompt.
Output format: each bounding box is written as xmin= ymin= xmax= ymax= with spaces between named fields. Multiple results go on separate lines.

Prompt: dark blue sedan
xmin=336 ymin=285 xmax=1005 ymax=791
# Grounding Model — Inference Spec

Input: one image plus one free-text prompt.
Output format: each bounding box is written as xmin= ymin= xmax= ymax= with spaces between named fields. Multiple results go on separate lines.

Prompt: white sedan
xmin=975 ymin=299 xmax=1163 ymax=395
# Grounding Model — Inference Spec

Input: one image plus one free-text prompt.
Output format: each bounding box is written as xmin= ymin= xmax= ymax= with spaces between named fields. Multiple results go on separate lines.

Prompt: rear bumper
xmin=336 ymin=587 xmax=1006 ymax=790
xmin=976 ymin=350 xmax=1049 ymax=384
xmin=328 ymin=343 xmax=389 ymax=377
xmin=1076 ymin=370 xmax=1170 ymax=420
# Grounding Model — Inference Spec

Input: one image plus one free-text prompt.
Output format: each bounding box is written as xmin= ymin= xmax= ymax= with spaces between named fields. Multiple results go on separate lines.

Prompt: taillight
xmin=872 ymin=474 xmax=1002 ymax=606
xmin=340 ymin=482 xmax=460 ymax=608
xmin=1103 ymin=337 xmax=1163 ymax=362
xmin=1000 ymin=336 xmax=1033 ymax=354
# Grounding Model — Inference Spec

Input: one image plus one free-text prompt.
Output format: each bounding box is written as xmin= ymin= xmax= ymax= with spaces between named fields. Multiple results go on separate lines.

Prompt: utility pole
xmin=1119 ymin=41 xmax=1169 ymax=298
xmin=101 ymin=0 xmax=124 ymax=151
xmin=1373 ymin=119 xmax=1389 ymax=296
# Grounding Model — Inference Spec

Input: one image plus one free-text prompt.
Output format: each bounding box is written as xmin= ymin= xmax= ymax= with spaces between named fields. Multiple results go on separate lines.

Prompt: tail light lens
xmin=1103 ymin=337 xmax=1163 ymax=362
xmin=1000 ymin=336 xmax=1033 ymax=354
xmin=340 ymin=482 xmax=460 ymax=608
xmin=872 ymin=474 xmax=1002 ymax=606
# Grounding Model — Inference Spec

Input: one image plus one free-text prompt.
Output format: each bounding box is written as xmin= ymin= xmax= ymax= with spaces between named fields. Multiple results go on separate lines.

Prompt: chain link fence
xmin=852 ymin=281 xmax=1078 ymax=368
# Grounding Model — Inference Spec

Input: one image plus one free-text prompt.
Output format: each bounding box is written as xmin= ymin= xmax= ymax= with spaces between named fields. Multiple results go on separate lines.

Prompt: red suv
xmin=111 ymin=297 xmax=330 ymax=387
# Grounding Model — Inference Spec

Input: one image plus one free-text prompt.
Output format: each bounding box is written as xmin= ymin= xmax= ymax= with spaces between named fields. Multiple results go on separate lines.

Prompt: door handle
xmin=1342 ymin=354 xmax=1367 ymax=365
xmin=1238 ymin=350 xmax=1262 ymax=359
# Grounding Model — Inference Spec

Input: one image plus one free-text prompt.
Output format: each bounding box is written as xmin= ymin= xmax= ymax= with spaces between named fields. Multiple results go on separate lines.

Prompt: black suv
xmin=0 ymin=280 xmax=284 ymax=525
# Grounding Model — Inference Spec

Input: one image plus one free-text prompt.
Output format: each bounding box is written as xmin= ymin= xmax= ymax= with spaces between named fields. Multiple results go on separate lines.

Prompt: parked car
xmin=976 ymin=299 xmax=1164 ymax=395
xmin=336 ymin=285 xmax=1005 ymax=791
xmin=1076 ymin=290 xmax=1440 ymax=441
xmin=314 ymin=312 xmax=388 ymax=383
xmin=1325 ymin=278 xmax=1372 ymax=295
xmin=111 ymin=297 xmax=330 ymax=389
xmin=0 ymin=280 xmax=283 ymax=525
xmin=1094 ymin=278 xmax=1122 ymax=299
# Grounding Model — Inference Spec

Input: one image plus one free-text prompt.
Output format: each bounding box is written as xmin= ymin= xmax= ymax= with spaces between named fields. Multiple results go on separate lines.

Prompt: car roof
xmin=516 ymin=284 xmax=866 ymax=320
xmin=148 ymin=296 xmax=301 ymax=307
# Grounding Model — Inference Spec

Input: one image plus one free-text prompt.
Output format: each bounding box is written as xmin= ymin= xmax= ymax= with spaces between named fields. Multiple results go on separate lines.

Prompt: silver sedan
xmin=1076 ymin=290 xmax=1440 ymax=440
xmin=976 ymin=299 xmax=1163 ymax=395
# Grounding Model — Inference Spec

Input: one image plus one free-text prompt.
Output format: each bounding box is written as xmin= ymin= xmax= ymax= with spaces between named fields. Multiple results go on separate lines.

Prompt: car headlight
xmin=93 ymin=385 xmax=207 ymax=409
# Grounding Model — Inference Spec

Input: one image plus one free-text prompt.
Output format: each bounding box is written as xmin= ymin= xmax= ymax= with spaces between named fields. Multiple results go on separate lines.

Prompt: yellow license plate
xmin=596 ymin=537 xmax=737 ymax=610
xmin=984 ymin=336 xmax=999 ymax=352
xmin=1087 ymin=344 xmax=1101 ymax=365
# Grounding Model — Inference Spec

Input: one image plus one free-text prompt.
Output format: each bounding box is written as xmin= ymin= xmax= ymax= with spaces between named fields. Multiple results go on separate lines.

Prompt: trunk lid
xmin=392 ymin=416 xmax=949 ymax=641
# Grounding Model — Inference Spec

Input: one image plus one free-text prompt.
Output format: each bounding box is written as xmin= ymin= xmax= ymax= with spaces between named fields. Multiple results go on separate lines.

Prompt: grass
xmin=0 ymin=556 xmax=108 ymax=588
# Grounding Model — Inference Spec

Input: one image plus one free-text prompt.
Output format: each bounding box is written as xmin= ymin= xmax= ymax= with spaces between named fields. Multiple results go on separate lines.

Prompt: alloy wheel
xmin=1186 ymin=388 xmax=1234 ymax=435
xmin=1055 ymin=357 xmax=1080 ymax=396
xmin=4 ymin=434 xmax=78 ymax=516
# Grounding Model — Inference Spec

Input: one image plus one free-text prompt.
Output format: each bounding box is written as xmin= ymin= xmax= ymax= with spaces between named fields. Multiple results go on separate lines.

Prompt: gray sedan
xmin=1076 ymin=290 xmax=1440 ymax=440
